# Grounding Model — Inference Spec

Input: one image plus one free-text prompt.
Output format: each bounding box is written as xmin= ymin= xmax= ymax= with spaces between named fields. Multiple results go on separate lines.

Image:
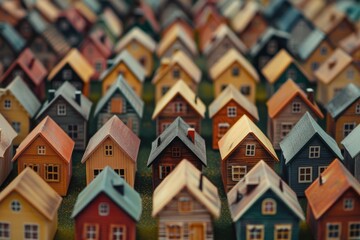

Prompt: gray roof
xmin=0 ymin=22 xmax=25 ymax=53
xmin=83 ymin=0 xmax=102 ymax=14
xmin=280 ymin=112 xmax=343 ymax=164
xmin=326 ymin=84 xmax=360 ymax=119
xmin=147 ymin=117 xmax=207 ymax=167
xmin=94 ymin=75 xmax=144 ymax=118
xmin=274 ymin=7 xmax=303 ymax=32
xmin=27 ymin=10 xmax=48 ymax=34
xmin=161 ymin=9 xmax=191 ymax=29
xmin=297 ymin=29 xmax=325 ymax=61
xmin=36 ymin=81 xmax=93 ymax=120
xmin=342 ymin=125 xmax=360 ymax=158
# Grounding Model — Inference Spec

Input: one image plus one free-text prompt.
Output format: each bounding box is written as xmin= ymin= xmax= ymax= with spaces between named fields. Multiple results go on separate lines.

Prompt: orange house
xmin=12 ymin=116 xmax=75 ymax=196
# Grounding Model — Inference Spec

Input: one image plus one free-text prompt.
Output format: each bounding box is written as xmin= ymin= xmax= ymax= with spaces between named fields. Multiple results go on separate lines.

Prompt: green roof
xmin=0 ymin=22 xmax=25 ymax=53
xmin=71 ymin=166 xmax=142 ymax=221
xmin=326 ymin=84 xmax=360 ymax=119
xmin=342 ymin=125 xmax=360 ymax=158
xmin=27 ymin=11 xmax=48 ymax=34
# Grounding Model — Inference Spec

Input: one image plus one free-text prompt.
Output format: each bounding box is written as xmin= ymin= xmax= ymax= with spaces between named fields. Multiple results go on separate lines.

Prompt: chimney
xmin=75 ymin=90 xmax=81 ymax=105
xmin=157 ymin=137 xmax=161 ymax=147
xmin=28 ymin=57 xmax=35 ymax=69
xmin=48 ymin=89 xmax=55 ymax=101
xmin=306 ymin=88 xmax=314 ymax=103
xmin=328 ymin=59 xmax=337 ymax=69
xmin=187 ymin=128 xmax=195 ymax=143
xmin=279 ymin=179 xmax=283 ymax=192
xmin=112 ymin=179 xmax=124 ymax=195
xmin=199 ymin=173 xmax=203 ymax=191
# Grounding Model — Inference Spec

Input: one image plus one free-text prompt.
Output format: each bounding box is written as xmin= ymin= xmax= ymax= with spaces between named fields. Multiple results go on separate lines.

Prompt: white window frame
xmin=318 ymin=166 xmax=327 ymax=176
xmin=298 ymin=167 xmax=312 ymax=183
xmin=292 ymin=102 xmax=301 ymax=113
xmin=166 ymin=223 xmax=182 ymax=240
xmin=262 ymin=198 xmax=276 ymax=215
xmin=4 ymin=99 xmax=11 ymax=109
xmin=344 ymin=198 xmax=354 ymax=211
xmin=349 ymin=222 xmax=360 ymax=240
xmin=24 ymin=163 xmax=40 ymax=173
xmin=111 ymin=224 xmax=126 ymax=240
xmin=0 ymin=222 xmax=10 ymax=240
xmin=231 ymin=166 xmax=247 ymax=181
xmin=245 ymin=144 xmax=256 ymax=156
xmin=159 ymin=165 xmax=173 ymax=179
xmin=309 ymin=146 xmax=321 ymax=158
xmin=95 ymin=60 xmax=102 ymax=73
xmin=326 ymin=222 xmax=341 ymax=240
xmin=344 ymin=123 xmax=356 ymax=137
xmin=10 ymin=200 xmax=21 ymax=212
xmin=227 ymin=106 xmax=237 ymax=118
xmin=37 ymin=146 xmax=46 ymax=155
xmin=246 ymin=224 xmax=264 ymax=240
xmin=84 ymin=223 xmax=98 ymax=240
xmin=57 ymin=104 xmax=66 ymax=116
xmin=280 ymin=123 xmax=292 ymax=139
xmin=274 ymin=224 xmax=292 ymax=240
xmin=98 ymin=202 xmax=109 ymax=216
xmin=174 ymin=102 xmax=186 ymax=113
xmin=24 ymin=224 xmax=39 ymax=240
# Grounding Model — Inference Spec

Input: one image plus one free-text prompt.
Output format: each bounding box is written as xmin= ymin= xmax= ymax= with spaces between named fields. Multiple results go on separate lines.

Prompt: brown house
xmin=12 ymin=116 xmax=75 ymax=196
xmin=152 ymin=80 xmax=205 ymax=136
xmin=305 ymin=159 xmax=360 ymax=240
xmin=209 ymin=84 xmax=259 ymax=149
xmin=218 ymin=115 xmax=279 ymax=192
xmin=147 ymin=117 xmax=207 ymax=189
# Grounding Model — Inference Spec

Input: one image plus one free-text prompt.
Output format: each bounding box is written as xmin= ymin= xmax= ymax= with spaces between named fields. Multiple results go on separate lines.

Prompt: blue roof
xmin=264 ymin=0 xmax=285 ymax=19
xmin=297 ymin=29 xmax=326 ymax=61
xmin=274 ymin=7 xmax=302 ymax=32
xmin=0 ymin=23 xmax=25 ymax=53
xmin=27 ymin=11 xmax=48 ymax=34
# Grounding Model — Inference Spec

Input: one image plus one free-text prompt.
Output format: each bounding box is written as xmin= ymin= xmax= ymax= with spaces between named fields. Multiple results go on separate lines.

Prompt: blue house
xmin=228 ymin=160 xmax=305 ymax=240
xmin=280 ymin=112 xmax=343 ymax=197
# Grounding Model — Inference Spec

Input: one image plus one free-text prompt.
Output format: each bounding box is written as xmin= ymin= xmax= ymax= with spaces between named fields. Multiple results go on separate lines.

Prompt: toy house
xmin=0 ymin=113 xmax=17 ymax=186
xmin=342 ymin=124 xmax=360 ymax=182
xmin=152 ymin=80 xmax=205 ymax=135
xmin=210 ymin=49 xmax=259 ymax=103
xmin=209 ymin=84 xmax=259 ymax=149
xmin=326 ymin=83 xmax=360 ymax=146
xmin=94 ymin=75 xmax=143 ymax=135
xmin=315 ymin=49 xmax=360 ymax=106
xmin=48 ymin=48 xmax=94 ymax=96
xmin=280 ymin=112 xmax=343 ymax=197
xmin=152 ymin=159 xmax=220 ymax=240
xmin=12 ymin=116 xmax=75 ymax=196
xmin=92 ymin=8 xmax=123 ymax=44
xmin=228 ymin=160 xmax=305 ymax=240
xmin=0 ymin=76 xmax=41 ymax=145
xmin=147 ymin=117 xmax=207 ymax=189
xmin=161 ymin=10 xmax=193 ymax=40
xmin=152 ymin=50 xmax=201 ymax=102
xmin=218 ymin=115 xmax=279 ymax=192
xmin=0 ymin=1 xmax=25 ymax=26
xmin=115 ymin=27 xmax=156 ymax=77
xmin=305 ymin=159 xmax=360 ymax=240
xmin=81 ymin=116 xmax=140 ymax=187
xmin=100 ymin=50 xmax=145 ymax=97
xmin=203 ymin=23 xmax=247 ymax=68
xmin=339 ymin=32 xmax=360 ymax=70
xmin=15 ymin=10 xmax=48 ymax=42
xmin=71 ymin=166 xmax=142 ymax=240
xmin=267 ymin=79 xmax=324 ymax=150
xmin=262 ymin=49 xmax=311 ymax=96
xmin=0 ymin=168 xmax=62 ymax=240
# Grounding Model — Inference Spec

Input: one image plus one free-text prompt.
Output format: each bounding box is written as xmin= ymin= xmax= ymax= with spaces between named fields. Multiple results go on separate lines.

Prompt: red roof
xmin=140 ymin=1 xmax=160 ymax=33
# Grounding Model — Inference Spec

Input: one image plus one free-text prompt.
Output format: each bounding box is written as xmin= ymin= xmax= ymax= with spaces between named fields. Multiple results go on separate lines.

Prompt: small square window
xmin=232 ymin=66 xmax=240 ymax=76
xmin=267 ymin=40 xmax=278 ymax=54
xmin=172 ymin=147 xmax=181 ymax=157
xmin=159 ymin=165 xmax=174 ymax=179
xmin=174 ymin=102 xmax=186 ymax=113
xmin=218 ymin=123 xmax=230 ymax=137
xmin=37 ymin=146 xmax=46 ymax=155
xmin=162 ymin=86 xmax=170 ymax=95
xmin=167 ymin=224 xmax=181 ymax=240
xmin=349 ymin=223 xmax=360 ymax=239
xmin=161 ymin=123 xmax=170 ymax=132
xmin=281 ymin=123 xmax=292 ymax=139
xmin=12 ymin=122 xmax=20 ymax=133
xmin=24 ymin=163 xmax=39 ymax=173
xmin=98 ymin=202 xmax=109 ymax=216
xmin=320 ymin=46 xmax=328 ymax=55
xmin=344 ymin=198 xmax=354 ymax=211
xmin=0 ymin=222 xmax=10 ymax=239
xmin=114 ymin=169 xmax=125 ymax=178
xmin=240 ymin=85 xmax=251 ymax=96
xmin=94 ymin=169 xmax=102 ymax=178
xmin=231 ymin=166 xmax=247 ymax=181
xmin=245 ymin=144 xmax=255 ymax=156
xmin=221 ymin=84 xmax=228 ymax=91
xmin=104 ymin=145 xmax=113 ymax=156
xmin=24 ymin=224 xmax=38 ymax=240
xmin=275 ymin=225 xmax=292 ymax=240
xmin=95 ymin=60 xmax=102 ymax=73
xmin=298 ymin=167 xmax=312 ymax=183
xmin=292 ymin=102 xmax=301 ymax=113
xmin=84 ymin=224 xmax=98 ymax=240
xmin=247 ymin=225 xmax=264 ymax=240
xmin=44 ymin=164 xmax=60 ymax=182
xmin=178 ymin=196 xmax=192 ymax=212
xmin=10 ymin=200 xmax=21 ymax=212
xmin=309 ymin=146 xmax=320 ymax=158
xmin=173 ymin=68 xmax=180 ymax=79
xmin=311 ymin=62 xmax=320 ymax=71
xmin=344 ymin=123 xmax=356 ymax=137
xmin=327 ymin=223 xmax=340 ymax=240
xmin=227 ymin=106 xmax=237 ymax=117
xmin=111 ymin=225 xmax=126 ymax=240
xmin=356 ymin=104 xmax=360 ymax=114
xmin=4 ymin=99 xmax=11 ymax=109
xmin=62 ymin=69 xmax=72 ymax=80
xmin=262 ymin=198 xmax=276 ymax=215
xmin=57 ymin=104 xmax=66 ymax=116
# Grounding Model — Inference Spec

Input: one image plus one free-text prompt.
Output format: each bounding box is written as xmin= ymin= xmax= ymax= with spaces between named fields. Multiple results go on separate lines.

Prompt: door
xmin=190 ymin=223 xmax=205 ymax=240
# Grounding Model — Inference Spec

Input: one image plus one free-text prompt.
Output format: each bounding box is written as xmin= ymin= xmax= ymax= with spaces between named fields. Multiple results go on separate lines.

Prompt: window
xmin=318 ymin=166 xmax=327 ymax=175
xmin=172 ymin=147 xmax=181 ymax=157
xmin=173 ymin=68 xmax=180 ymax=79
xmin=218 ymin=123 xmax=230 ymax=137
xmin=240 ymin=85 xmax=251 ymax=96
xmin=98 ymin=203 xmax=109 ymax=216
xmin=110 ymin=98 xmax=124 ymax=114
xmin=4 ymin=99 xmax=11 ymax=109
xmin=275 ymin=225 xmax=292 ymax=240
xmin=232 ymin=66 xmax=240 ymax=76
xmin=56 ymin=104 xmax=67 ymax=116
xmin=104 ymin=145 xmax=113 ymax=156
xmin=67 ymin=125 xmax=78 ymax=139
xmin=311 ymin=62 xmax=319 ymax=71
xmin=62 ymin=69 xmax=72 ymax=80
xmin=162 ymin=86 xmax=170 ymax=95
xmin=114 ymin=169 xmax=125 ymax=178
xmin=280 ymin=123 xmax=292 ymax=139
xmin=12 ymin=122 xmax=20 ymax=133
xmin=111 ymin=225 xmax=126 ymax=240
xmin=287 ymin=69 xmax=296 ymax=80
xmin=262 ymin=198 xmax=276 ymax=215
xmin=267 ymin=40 xmax=278 ymax=54
xmin=178 ymin=196 xmax=192 ymax=212
xmin=245 ymin=144 xmax=256 ymax=156
xmin=93 ymin=169 xmax=102 ymax=178
xmin=347 ymin=69 xmax=355 ymax=80
xmin=84 ymin=224 xmax=98 ymax=240
xmin=227 ymin=106 xmax=237 ymax=117
xmin=344 ymin=198 xmax=354 ymax=211
xmin=292 ymin=102 xmax=301 ymax=113
xmin=167 ymin=224 xmax=181 ymax=240
xmin=309 ymin=146 xmax=320 ymax=158
xmin=246 ymin=225 xmax=264 ymax=240
xmin=159 ymin=165 xmax=174 ymax=179
xmin=0 ymin=222 xmax=10 ymax=239
xmin=174 ymin=102 xmax=186 ymax=113
xmin=139 ymin=56 xmax=146 ymax=67
xmin=10 ymin=200 xmax=21 ymax=212
xmin=24 ymin=224 xmax=38 ymax=240
xmin=327 ymin=223 xmax=341 ymax=240
xmin=24 ymin=163 xmax=39 ymax=173
xmin=37 ymin=146 xmax=46 ymax=155
xmin=231 ymin=166 xmax=247 ymax=181
xmin=95 ymin=60 xmax=102 ymax=73
xmin=349 ymin=223 xmax=360 ymax=240
xmin=320 ymin=46 xmax=328 ymax=55
xmin=44 ymin=164 xmax=60 ymax=182
xmin=298 ymin=167 xmax=312 ymax=183
xmin=344 ymin=123 xmax=356 ymax=137
xmin=356 ymin=104 xmax=360 ymax=114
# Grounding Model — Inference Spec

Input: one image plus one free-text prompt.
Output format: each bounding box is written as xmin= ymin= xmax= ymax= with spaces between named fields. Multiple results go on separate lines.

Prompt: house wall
xmin=198 ymin=13 xmax=222 ymax=53
xmin=239 ymin=14 xmax=267 ymax=49
xmin=80 ymin=39 xmax=106 ymax=80
xmin=16 ymin=20 xmax=35 ymax=42
xmin=0 ymin=147 xmax=13 ymax=186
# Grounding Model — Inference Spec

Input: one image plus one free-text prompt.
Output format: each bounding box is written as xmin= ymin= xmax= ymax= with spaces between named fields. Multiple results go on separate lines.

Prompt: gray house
xmin=342 ymin=124 xmax=360 ymax=182
xmin=35 ymin=81 xmax=92 ymax=150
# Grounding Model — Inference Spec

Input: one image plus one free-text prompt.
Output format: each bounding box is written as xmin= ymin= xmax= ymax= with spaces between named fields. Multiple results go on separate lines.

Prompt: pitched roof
xmin=100 ymin=8 xmax=123 ymax=39
xmin=0 ymin=168 xmax=62 ymax=221
xmin=48 ymin=49 xmax=94 ymax=83
xmin=13 ymin=116 xmax=74 ymax=164
xmin=58 ymin=7 xmax=87 ymax=34
xmin=74 ymin=1 xmax=97 ymax=24
xmin=314 ymin=5 xmax=350 ymax=34
xmin=147 ymin=117 xmax=206 ymax=166
xmin=305 ymin=159 xmax=360 ymax=220
xmin=339 ymin=32 xmax=360 ymax=55
xmin=152 ymin=80 xmax=206 ymax=119
xmin=280 ymin=112 xmax=343 ymax=164
xmin=326 ymin=83 xmax=360 ymax=119
xmin=0 ymin=22 xmax=25 ymax=53
xmin=0 ymin=113 xmax=17 ymax=158
xmin=0 ymin=1 xmax=26 ymax=23
xmin=231 ymin=1 xmax=260 ymax=33
xmin=86 ymin=29 xmax=113 ymax=58
xmin=152 ymin=159 xmax=220 ymax=217
xmin=71 ymin=166 xmax=142 ymax=221
xmin=228 ymin=160 xmax=304 ymax=221
xmin=342 ymin=125 xmax=360 ymax=158
xmin=314 ymin=48 xmax=353 ymax=84
xmin=100 ymin=50 xmax=145 ymax=83
xmin=35 ymin=0 xmax=60 ymax=22
xmin=218 ymin=115 xmax=278 ymax=162
xmin=208 ymin=84 xmax=259 ymax=120
xmin=115 ymin=27 xmax=156 ymax=53
xmin=152 ymin=51 xmax=201 ymax=84
xmin=210 ymin=49 xmax=259 ymax=82
xmin=297 ymin=29 xmax=326 ymax=61
xmin=266 ymin=79 xmax=323 ymax=119
xmin=42 ymin=25 xmax=70 ymax=57
xmin=26 ymin=10 xmax=48 ymax=34
xmin=94 ymin=75 xmax=143 ymax=118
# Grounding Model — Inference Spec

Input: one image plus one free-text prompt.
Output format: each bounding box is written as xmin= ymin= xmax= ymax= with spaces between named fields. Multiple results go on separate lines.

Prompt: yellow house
xmin=209 ymin=48 xmax=259 ymax=103
xmin=0 ymin=76 xmax=41 ymax=145
xmin=152 ymin=50 xmax=201 ymax=102
xmin=0 ymin=168 xmax=62 ymax=240
xmin=115 ymin=27 xmax=157 ymax=77
xmin=100 ymin=50 xmax=145 ymax=97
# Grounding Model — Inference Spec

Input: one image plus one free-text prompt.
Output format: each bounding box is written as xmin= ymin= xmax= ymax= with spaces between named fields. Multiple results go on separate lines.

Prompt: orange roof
xmin=266 ymin=79 xmax=323 ymax=119
xmin=305 ymin=159 xmax=360 ymax=220
xmin=13 ymin=116 xmax=74 ymax=164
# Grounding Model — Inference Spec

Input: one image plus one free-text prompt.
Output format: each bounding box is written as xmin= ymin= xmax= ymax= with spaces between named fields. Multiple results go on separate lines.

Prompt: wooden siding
xmin=30 ymin=36 xmax=58 ymax=71
xmin=0 ymin=147 xmax=13 ymax=185
xmin=51 ymin=64 xmax=88 ymax=96
xmin=123 ymin=39 xmax=154 ymax=77
xmin=239 ymin=14 xmax=267 ymax=49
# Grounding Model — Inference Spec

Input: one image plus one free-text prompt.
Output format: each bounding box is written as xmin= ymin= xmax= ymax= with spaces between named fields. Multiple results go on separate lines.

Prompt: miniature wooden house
xmin=12 ymin=116 xmax=75 ymax=196
xmin=339 ymin=32 xmax=360 ymax=70
xmin=147 ymin=117 xmax=207 ymax=189
xmin=152 ymin=159 xmax=221 ymax=240
xmin=0 ymin=168 xmax=62 ymax=240
xmin=228 ymin=160 xmax=305 ymax=240
xmin=71 ymin=166 xmax=142 ymax=240
xmin=161 ymin=11 xmax=193 ymax=40
xmin=15 ymin=10 xmax=48 ymax=42
xmin=210 ymin=49 xmax=259 ymax=103
xmin=209 ymin=84 xmax=259 ymax=149
xmin=326 ymin=83 xmax=360 ymax=146
xmin=280 ymin=112 xmax=343 ymax=197
xmin=152 ymin=50 xmax=201 ymax=102
xmin=152 ymin=80 xmax=205 ymax=136
xmin=342 ymin=124 xmax=360 ymax=182
xmin=305 ymin=159 xmax=360 ymax=240
xmin=218 ymin=115 xmax=279 ymax=192
xmin=267 ymin=79 xmax=324 ymax=150
xmin=35 ymin=81 xmax=92 ymax=150
xmin=94 ymin=75 xmax=143 ymax=135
